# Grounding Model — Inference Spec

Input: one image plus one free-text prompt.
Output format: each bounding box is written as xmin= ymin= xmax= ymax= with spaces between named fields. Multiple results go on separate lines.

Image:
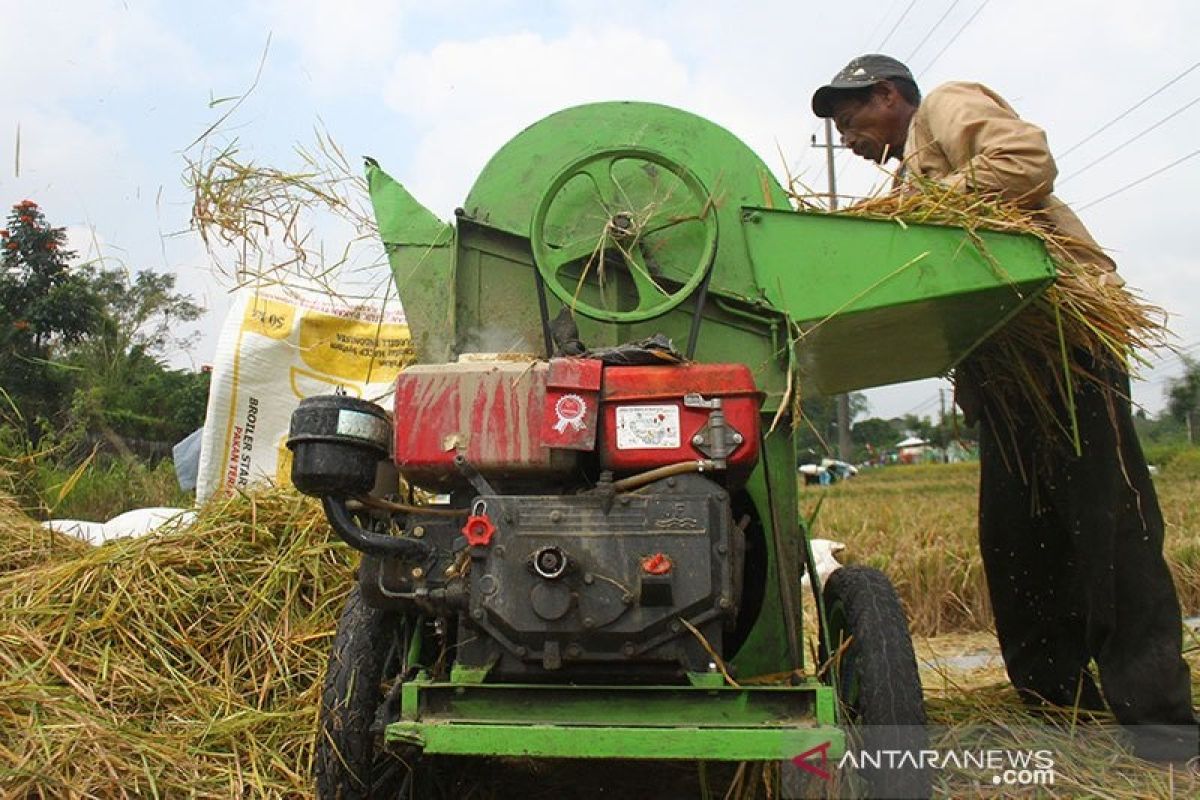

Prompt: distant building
xmin=895 ymin=436 xmax=929 ymax=464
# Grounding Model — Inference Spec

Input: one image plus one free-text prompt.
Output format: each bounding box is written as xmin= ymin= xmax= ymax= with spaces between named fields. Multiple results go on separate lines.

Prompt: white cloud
xmin=381 ymin=26 xmax=691 ymax=215
xmin=4 ymin=0 xmax=1196 ymax=416
xmin=0 ymin=1 xmax=205 ymax=104
xmin=3 ymin=109 xmax=128 ymax=201
xmin=250 ymin=0 xmax=408 ymax=91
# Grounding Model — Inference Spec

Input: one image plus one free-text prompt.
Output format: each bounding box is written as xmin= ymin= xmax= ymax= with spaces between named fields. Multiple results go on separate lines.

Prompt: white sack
xmin=195 ymin=288 xmax=411 ymax=503
xmin=44 ymin=507 xmax=197 ymax=546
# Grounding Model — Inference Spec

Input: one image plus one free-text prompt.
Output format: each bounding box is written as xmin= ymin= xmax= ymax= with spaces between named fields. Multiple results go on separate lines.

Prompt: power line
xmin=1141 ymin=341 xmax=1200 ymax=375
xmin=1060 ymin=60 xmax=1200 ymax=158
xmin=899 ymin=391 xmax=943 ymax=417
xmin=917 ymin=0 xmax=989 ymax=79
xmin=800 ymin=1 xmax=925 ymax=184
xmin=862 ymin=0 xmax=905 ymax=53
xmin=905 ymin=0 xmax=961 ymax=62
xmin=1059 ymin=93 xmax=1200 ymax=185
xmin=799 ymin=20 xmax=892 ymax=175
xmin=877 ymin=0 xmax=921 ymax=51
xmin=799 ymin=5 xmax=909 ymax=175
xmin=1076 ymin=146 xmax=1200 ymax=211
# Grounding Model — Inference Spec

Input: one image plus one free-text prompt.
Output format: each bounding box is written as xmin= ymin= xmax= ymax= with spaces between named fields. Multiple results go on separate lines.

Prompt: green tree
xmin=1166 ymin=356 xmax=1200 ymax=445
xmin=0 ymin=201 xmax=103 ymax=439
xmin=795 ymin=392 xmax=869 ymax=458
xmin=88 ymin=268 xmax=203 ymax=359
xmin=65 ymin=267 xmax=206 ymax=447
xmin=899 ymin=413 xmax=940 ymax=445
xmin=851 ymin=416 xmax=900 ymax=460
xmin=1 ymin=200 xmax=207 ymax=450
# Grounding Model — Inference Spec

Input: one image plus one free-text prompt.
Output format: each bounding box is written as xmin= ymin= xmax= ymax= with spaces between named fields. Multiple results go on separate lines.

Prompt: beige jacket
xmin=902 ymin=81 xmax=1121 ymax=284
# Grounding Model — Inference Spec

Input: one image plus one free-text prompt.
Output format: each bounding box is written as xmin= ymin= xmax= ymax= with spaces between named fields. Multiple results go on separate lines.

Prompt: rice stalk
xmin=0 ymin=489 xmax=353 ymax=798
xmin=184 ymin=125 xmax=389 ymax=306
xmin=786 ymin=176 xmax=1170 ymax=466
xmin=0 ymin=492 xmax=88 ymax=574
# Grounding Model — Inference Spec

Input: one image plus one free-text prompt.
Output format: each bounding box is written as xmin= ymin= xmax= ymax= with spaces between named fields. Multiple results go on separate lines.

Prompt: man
xmin=811 ymin=55 xmax=1197 ymax=761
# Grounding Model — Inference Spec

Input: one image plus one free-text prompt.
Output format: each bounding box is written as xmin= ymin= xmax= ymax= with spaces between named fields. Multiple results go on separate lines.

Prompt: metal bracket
xmin=453 ymin=453 xmax=497 ymax=497
xmin=683 ymin=392 xmax=721 ymax=410
xmin=685 ymin=394 xmax=744 ymax=467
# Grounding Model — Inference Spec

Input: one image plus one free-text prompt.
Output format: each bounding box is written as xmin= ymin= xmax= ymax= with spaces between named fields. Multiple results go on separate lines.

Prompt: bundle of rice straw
xmin=0 ymin=491 xmax=88 ymax=574
xmin=0 ymin=489 xmax=353 ymax=798
xmin=0 ymin=489 xmax=764 ymax=798
xmin=805 ymin=178 xmax=1169 ymax=474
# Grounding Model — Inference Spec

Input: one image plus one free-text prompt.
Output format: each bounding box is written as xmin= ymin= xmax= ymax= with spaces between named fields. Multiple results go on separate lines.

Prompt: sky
xmin=3 ymin=0 xmax=1198 ymax=422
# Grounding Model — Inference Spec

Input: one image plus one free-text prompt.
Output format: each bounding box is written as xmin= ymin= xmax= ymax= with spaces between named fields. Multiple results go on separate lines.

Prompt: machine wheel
xmin=315 ymin=585 xmax=412 ymax=799
xmin=530 ymin=147 xmax=719 ymax=323
xmin=820 ymin=565 xmax=931 ymax=799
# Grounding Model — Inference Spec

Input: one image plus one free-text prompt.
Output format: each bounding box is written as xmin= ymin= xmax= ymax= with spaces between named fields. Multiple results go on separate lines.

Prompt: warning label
xmin=615 ymin=405 xmax=681 ymax=450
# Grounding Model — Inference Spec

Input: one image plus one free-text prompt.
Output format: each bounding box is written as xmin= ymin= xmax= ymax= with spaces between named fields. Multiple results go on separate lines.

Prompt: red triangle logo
xmin=791 ymin=740 xmax=832 ymax=781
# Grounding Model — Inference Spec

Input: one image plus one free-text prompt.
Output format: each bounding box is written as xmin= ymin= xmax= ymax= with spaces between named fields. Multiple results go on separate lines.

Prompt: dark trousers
xmin=976 ymin=361 xmax=1197 ymax=759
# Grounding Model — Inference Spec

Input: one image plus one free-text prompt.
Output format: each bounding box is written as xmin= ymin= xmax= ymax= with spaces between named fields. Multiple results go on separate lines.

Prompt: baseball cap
xmin=812 ymin=54 xmax=916 ymax=117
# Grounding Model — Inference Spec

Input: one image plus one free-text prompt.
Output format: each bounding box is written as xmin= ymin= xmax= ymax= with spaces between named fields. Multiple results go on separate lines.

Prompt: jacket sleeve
xmin=923 ymin=85 xmax=1058 ymax=205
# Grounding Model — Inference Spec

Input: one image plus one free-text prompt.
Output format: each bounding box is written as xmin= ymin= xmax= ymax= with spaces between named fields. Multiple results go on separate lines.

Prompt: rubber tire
xmin=315 ymin=585 xmax=408 ymax=800
xmin=821 ymin=565 xmax=931 ymax=799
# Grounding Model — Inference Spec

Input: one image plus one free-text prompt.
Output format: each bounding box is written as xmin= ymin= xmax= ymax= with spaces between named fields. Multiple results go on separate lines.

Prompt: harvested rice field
xmin=1 ymin=464 xmax=1196 ymax=798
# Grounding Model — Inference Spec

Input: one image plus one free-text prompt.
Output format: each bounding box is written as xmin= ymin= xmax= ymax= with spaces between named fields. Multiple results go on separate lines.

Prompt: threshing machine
xmin=286 ymin=102 xmax=1055 ymax=798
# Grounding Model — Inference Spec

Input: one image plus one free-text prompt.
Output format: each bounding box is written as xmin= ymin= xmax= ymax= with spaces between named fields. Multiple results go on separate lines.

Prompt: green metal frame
xmin=727 ymin=428 xmax=804 ymax=678
xmin=369 ymin=102 xmax=1055 ymax=401
xmin=382 ymin=422 xmax=828 ymax=762
xmin=742 ymin=209 xmax=1055 ymax=394
xmin=388 ymin=676 xmax=842 ymax=761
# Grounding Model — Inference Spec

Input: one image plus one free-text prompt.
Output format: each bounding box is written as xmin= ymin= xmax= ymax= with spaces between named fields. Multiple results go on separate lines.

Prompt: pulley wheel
xmin=530 ymin=147 xmax=718 ymax=323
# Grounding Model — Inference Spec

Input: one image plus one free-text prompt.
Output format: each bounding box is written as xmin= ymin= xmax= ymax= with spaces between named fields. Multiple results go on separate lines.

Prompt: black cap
xmin=812 ymin=54 xmax=915 ymax=117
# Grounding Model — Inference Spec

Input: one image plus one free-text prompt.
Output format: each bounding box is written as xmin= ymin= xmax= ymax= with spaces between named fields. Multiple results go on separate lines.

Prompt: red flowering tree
xmin=1 ymin=201 xmax=207 ymax=449
xmin=0 ymin=201 xmax=104 ymax=438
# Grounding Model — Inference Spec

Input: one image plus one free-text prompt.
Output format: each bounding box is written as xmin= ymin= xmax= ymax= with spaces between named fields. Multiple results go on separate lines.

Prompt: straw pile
xmin=0 ymin=489 xmax=353 ymax=798
xmin=0 ymin=486 xmax=783 ymax=799
xmin=2 ymin=482 xmax=1195 ymax=798
xmin=793 ymin=178 xmax=1170 ymax=468
xmin=921 ymin=662 xmax=1200 ymax=798
xmin=0 ymin=493 xmax=88 ymax=575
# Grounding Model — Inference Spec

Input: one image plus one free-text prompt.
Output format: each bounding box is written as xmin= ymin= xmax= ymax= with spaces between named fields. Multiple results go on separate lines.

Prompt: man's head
xmin=811 ymin=54 xmax=921 ymax=163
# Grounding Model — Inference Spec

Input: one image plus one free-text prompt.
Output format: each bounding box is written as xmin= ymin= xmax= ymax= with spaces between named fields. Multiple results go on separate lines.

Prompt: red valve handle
xmin=641 ymin=552 xmax=672 ymax=575
xmin=462 ymin=514 xmax=497 ymax=547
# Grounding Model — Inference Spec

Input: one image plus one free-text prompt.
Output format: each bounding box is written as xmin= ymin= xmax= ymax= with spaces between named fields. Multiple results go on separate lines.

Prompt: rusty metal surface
xmin=394 ymin=360 xmax=576 ymax=490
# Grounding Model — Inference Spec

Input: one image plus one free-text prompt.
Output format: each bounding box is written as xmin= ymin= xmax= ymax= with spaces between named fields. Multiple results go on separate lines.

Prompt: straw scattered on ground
xmin=0 ymin=490 xmax=353 ymax=798
xmin=0 ymin=491 xmax=88 ymax=574
xmin=2 ymin=464 xmax=1197 ymax=798
xmin=808 ymin=462 xmax=1200 ymax=637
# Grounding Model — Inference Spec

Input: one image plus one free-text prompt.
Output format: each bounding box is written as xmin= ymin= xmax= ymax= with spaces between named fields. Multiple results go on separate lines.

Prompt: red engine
xmin=290 ymin=356 xmax=764 ymax=681
xmin=392 ymin=356 xmax=762 ymax=491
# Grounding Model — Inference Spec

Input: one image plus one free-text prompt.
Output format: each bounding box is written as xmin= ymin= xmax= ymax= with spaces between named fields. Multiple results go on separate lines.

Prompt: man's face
xmin=829 ymin=87 xmax=906 ymax=164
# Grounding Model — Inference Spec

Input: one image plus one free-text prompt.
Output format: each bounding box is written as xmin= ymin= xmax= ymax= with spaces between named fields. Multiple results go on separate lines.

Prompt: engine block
xmin=359 ymin=474 xmax=742 ymax=681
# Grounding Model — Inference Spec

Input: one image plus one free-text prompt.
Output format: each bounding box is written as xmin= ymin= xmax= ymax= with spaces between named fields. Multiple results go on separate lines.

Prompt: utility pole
xmin=814 ymin=119 xmax=853 ymax=462
xmin=939 ymin=386 xmax=947 ymax=461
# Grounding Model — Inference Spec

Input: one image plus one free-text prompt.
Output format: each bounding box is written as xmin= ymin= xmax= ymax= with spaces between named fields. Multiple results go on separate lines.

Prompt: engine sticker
xmin=616 ymin=405 xmax=681 ymax=450
xmin=336 ymin=409 xmax=390 ymax=444
xmin=553 ymin=393 xmax=588 ymax=433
